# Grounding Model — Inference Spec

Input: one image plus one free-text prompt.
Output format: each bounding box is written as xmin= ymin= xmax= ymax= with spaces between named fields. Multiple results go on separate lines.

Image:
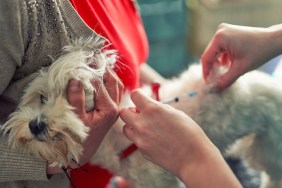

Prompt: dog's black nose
xmin=29 ymin=119 xmax=47 ymax=136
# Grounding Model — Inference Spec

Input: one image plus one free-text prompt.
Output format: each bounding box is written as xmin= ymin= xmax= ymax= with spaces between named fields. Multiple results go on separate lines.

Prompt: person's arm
xmin=0 ymin=0 xmax=26 ymax=95
xmin=179 ymin=147 xmax=241 ymax=188
xmin=201 ymin=23 xmax=282 ymax=90
xmin=0 ymin=134 xmax=49 ymax=182
xmin=139 ymin=63 xmax=166 ymax=86
xmin=0 ymin=0 xmax=51 ymax=182
xmin=120 ymin=89 xmax=242 ymax=188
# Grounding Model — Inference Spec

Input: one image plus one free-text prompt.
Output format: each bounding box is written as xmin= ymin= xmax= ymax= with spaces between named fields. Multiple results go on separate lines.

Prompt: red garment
xmin=70 ymin=0 xmax=148 ymax=91
xmin=68 ymin=0 xmax=149 ymax=188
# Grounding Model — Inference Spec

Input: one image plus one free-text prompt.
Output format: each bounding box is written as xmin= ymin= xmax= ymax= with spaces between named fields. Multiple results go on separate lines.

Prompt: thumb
xmin=67 ymin=79 xmax=86 ymax=118
xmin=130 ymin=89 xmax=157 ymax=110
xmin=215 ymin=67 xmax=240 ymax=90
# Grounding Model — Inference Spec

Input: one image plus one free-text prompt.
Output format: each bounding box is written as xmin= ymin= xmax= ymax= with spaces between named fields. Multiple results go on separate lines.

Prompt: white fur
xmin=159 ymin=64 xmax=282 ymax=188
xmin=2 ymin=37 xmax=116 ymax=167
xmin=2 ymin=38 xmax=282 ymax=187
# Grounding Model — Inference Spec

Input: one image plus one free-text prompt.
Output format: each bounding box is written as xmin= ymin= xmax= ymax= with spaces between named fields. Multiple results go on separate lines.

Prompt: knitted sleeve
xmin=0 ymin=133 xmax=48 ymax=182
xmin=0 ymin=0 xmax=26 ymax=95
xmin=0 ymin=0 xmax=48 ymax=182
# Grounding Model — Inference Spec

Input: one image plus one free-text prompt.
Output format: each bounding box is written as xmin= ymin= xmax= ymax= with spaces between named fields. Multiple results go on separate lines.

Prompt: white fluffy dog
xmin=159 ymin=65 xmax=282 ymax=188
xmin=2 ymin=38 xmax=282 ymax=188
xmin=2 ymin=37 xmax=117 ymax=167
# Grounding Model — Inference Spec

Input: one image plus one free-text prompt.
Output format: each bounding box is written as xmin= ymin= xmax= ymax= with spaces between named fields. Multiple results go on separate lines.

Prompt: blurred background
xmin=138 ymin=0 xmax=282 ymax=78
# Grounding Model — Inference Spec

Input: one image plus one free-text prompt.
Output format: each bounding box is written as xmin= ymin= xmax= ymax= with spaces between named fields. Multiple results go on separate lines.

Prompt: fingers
xmin=120 ymin=89 xmax=160 ymax=143
xmin=201 ymin=44 xmax=217 ymax=82
xmin=120 ymin=107 xmax=138 ymax=127
xmin=120 ymin=107 xmax=139 ymax=141
xmin=201 ymin=27 xmax=228 ymax=83
xmin=120 ymin=89 xmax=152 ymax=142
xmin=91 ymin=78 xmax=115 ymax=111
xmin=104 ymin=68 xmax=124 ymax=104
xmin=67 ymin=79 xmax=86 ymax=118
xmin=201 ymin=36 xmax=234 ymax=90
xmin=130 ymin=89 xmax=156 ymax=110
xmin=215 ymin=66 xmax=239 ymax=90
xmin=119 ymin=107 xmax=136 ymax=136
xmin=203 ymin=51 xmax=234 ymax=91
xmin=123 ymin=124 xmax=135 ymax=141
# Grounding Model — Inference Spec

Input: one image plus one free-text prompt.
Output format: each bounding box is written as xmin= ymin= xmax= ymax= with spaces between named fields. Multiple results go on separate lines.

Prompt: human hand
xmin=47 ymin=68 xmax=123 ymax=174
xmin=201 ymin=23 xmax=282 ymax=90
xmin=120 ymin=89 xmax=217 ymax=178
xmin=120 ymin=90 xmax=242 ymax=187
xmin=67 ymin=68 xmax=123 ymax=166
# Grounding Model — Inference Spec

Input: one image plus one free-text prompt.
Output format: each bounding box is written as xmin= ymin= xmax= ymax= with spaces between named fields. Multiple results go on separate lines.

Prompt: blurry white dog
xmin=158 ymin=65 xmax=282 ymax=188
xmin=2 ymin=38 xmax=282 ymax=188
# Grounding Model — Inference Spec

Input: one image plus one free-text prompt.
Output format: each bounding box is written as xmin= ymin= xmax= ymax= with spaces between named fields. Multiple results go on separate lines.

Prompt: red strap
xmin=119 ymin=144 xmax=138 ymax=161
xmin=151 ymin=82 xmax=161 ymax=101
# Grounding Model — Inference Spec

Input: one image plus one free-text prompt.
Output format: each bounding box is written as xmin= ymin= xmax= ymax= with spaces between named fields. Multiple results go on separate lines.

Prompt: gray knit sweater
xmin=0 ymin=0 xmax=102 ymax=187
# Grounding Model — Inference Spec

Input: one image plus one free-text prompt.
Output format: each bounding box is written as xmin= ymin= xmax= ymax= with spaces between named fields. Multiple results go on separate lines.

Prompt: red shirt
xmin=69 ymin=0 xmax=149 ymax=187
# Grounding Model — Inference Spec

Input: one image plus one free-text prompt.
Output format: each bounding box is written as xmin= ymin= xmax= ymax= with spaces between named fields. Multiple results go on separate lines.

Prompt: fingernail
xmin=70 ymin=80 xmax=81 ymax=92
xmin=124 ymin=124 xmax=133 ymax=130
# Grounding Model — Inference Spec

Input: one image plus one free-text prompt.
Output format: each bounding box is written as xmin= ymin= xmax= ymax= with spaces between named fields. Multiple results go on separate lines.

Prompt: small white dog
xmin=2 ymin=37 xmax=117 ymax=167
xmin=2 ymin=38 xmax=282 ymax=188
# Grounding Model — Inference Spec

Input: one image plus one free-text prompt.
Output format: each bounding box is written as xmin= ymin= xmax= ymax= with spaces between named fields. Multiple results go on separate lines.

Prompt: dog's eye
xmin=40 ymin=95 xmax=47 ymax=104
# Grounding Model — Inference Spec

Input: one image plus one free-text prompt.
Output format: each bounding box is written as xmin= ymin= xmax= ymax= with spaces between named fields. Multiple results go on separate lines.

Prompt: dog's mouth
xmin=33 ymin=130 xmax=62 ymax=142
xmin=35 ymin=133 xmax=49 ymax=141
xmin=28 ymin=118 xmax=62 ymax=142
xmin=34 ymin=131 xmax=54 ymax=142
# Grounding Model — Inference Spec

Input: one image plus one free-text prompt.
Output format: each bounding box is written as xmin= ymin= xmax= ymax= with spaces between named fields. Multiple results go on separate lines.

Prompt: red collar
xmin=119 ymin=144 xmax=138 ymax=161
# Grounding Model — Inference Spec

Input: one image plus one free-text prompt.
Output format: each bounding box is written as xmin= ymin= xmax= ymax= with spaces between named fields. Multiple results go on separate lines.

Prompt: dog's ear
xmin=1 ymin=126 xmax=10 ymax=135
xmin=20 ymin=73 xmax=49 ymax=107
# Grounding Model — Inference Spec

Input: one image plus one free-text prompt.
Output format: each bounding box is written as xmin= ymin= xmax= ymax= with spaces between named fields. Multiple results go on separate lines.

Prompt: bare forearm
xmin=139 ymin=63 xmax=166 ymax=85
xmin=267 ymin=24 xmax=282 ymax=58
xmin=179 ymin=148 xmax=242 ymax=188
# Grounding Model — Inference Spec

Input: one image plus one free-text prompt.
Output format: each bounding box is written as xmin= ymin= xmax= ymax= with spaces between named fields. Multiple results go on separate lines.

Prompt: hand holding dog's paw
xmin=67 ymin=69 xmax=123 ymax=165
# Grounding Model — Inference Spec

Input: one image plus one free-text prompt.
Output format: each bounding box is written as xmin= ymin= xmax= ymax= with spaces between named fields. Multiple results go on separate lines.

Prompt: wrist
xmin=177 ymin=143 xmax=220 ymax=184
xmin=176 ymin=142 xmax=241 ymax=188
xmin=267 ymin=24 xmax=282 ymax=57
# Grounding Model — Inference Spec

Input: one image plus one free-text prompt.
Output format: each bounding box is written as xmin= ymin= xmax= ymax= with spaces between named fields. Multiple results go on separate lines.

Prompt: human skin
xmin=201 ymin=23 xmax=282 ymax=90
xmin=47 ymin=68 xmax=123 ymax=174
xmin=120 ymin=89 xmax=242 ymax=188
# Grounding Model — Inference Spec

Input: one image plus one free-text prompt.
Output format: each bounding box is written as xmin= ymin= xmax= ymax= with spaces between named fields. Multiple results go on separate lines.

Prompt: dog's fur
xmin=2 ymin=37 xmax=116 ymax=167
xmin=159 ymin=65 xmax=282 ymax=188
xmin=2 ymin=39 xmax=282 ymax=188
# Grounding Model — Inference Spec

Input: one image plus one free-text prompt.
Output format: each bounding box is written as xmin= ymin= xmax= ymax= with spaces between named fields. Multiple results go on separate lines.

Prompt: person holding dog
xmin=0 ymin=0 xmax=125 ymax=187
xmin=0 ymin=0 xmax=164 ymax=188
xmin=0 ymin=0 xmax=280 ymax=187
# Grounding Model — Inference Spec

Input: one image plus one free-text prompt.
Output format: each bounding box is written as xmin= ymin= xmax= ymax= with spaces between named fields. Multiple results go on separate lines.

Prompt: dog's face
xmin=2 ymin=38 xmax=117 ymax=167
xmin=3 ymin=66 xmax=90 ymax=167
